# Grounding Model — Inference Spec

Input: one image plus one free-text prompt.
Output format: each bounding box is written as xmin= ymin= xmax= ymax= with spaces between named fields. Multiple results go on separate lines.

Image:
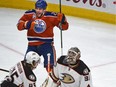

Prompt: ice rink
xmin=0 ymin=8 xmax=116 ymax=87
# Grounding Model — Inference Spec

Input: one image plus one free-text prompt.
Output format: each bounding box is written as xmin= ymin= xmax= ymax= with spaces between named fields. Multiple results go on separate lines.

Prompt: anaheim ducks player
xmin=41 ymin=47 xmax=93 ymax=87
xmin=0 ymin=51 xmax=40 ymax=87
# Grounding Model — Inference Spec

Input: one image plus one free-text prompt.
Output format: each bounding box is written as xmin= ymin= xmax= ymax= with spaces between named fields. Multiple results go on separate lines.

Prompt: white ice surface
xmin=0 ymin=8 xmax=116 ymax=87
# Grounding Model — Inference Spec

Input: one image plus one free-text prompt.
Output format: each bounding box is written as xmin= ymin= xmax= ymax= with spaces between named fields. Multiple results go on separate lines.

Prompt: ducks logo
xmin=60 ymin=73 xmax=75 ymax=84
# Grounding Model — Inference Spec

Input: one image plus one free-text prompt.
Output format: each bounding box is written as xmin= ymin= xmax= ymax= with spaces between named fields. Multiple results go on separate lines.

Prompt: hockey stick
xmin=0 ymin=68 xmax=9 ymax=72
xmin=47 ymin=53 xmax=51 ymax=73
xmin=59 ymin=0 xmax=63 ymax=55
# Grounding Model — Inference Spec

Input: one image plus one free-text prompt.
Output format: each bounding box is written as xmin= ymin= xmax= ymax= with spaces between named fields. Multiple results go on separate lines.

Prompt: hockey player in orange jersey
xmin=17 ymin=0 xmax=69 ymax=72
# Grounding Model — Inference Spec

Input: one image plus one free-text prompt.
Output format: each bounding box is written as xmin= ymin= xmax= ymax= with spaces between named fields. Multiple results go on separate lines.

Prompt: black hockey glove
xmin=57 ymin=13 xmax=66 ymax=24
xmin=61 ymin=14 xmax=66 ymax=24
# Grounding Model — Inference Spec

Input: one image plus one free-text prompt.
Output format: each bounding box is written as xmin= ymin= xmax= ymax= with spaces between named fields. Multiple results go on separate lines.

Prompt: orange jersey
xmin=17 ymin=9 xmax=69 ymax=46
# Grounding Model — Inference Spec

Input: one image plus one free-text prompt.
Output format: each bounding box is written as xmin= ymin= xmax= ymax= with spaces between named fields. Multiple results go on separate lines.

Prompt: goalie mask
xmin=26 ymin=51 xmax=41 ymax=69
xmin=66 ymin=47 xmax=81 ymax=65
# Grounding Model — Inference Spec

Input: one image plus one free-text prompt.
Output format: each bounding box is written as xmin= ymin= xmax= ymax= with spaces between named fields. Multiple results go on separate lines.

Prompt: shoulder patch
xmin=29 ymin=74 xmax=36 ymax=81
xmin=73 ymin=60 xmax=90 ymax=75
xmin=21 ymin=61 xmax=36 ymax=82
xmin=83 ymin=68 xmax=89 ymax=75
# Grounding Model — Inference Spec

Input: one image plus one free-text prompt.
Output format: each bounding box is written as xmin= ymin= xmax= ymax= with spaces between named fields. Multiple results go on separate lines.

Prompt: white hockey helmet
xmin=26 ymin=51 xmax=41 ymax=69
xmin=66 ymin=47 xmax=81 ymax=65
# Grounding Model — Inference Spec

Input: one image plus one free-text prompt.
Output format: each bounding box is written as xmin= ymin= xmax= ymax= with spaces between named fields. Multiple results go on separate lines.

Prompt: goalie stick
xmin=0 ymin=68 xmax=9 ymax=72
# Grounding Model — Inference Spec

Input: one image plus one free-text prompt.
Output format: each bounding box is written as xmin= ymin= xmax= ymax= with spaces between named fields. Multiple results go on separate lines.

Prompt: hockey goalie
xmin=41 ymin=47 xmax=93 ymax=87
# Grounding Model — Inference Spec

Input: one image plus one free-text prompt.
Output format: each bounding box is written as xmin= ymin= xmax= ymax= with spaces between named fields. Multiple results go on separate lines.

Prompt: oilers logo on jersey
xmin=34 ymin=19 xmax=46 ymax=33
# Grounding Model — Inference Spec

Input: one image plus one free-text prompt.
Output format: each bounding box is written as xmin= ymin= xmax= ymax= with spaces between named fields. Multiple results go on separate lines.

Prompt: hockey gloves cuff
xmin=24 ymin=21 xmax=32 ymax=29
xmin=57 ymin=13 xmax=66 ymax=24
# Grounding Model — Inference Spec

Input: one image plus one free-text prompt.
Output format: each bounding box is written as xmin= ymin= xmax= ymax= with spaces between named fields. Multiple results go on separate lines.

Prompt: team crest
xmin=60 ymin=73 xmax=75 ymax=84
xmin=83 ymin=68 xmax=89 ymax=75
xmin=34 ymin=19 xmax=46 ymax=33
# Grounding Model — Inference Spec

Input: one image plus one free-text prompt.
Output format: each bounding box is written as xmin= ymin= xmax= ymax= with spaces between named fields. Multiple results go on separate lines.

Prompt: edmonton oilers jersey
xmin=17 ymin=9 xmax=69 ymax=46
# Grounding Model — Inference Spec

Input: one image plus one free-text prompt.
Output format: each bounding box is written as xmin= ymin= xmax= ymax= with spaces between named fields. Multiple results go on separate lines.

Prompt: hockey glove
xmin=24 ymin=21 xmax=32 ymax=29
xmin=57 ymin=13 xmax=66 ymax=24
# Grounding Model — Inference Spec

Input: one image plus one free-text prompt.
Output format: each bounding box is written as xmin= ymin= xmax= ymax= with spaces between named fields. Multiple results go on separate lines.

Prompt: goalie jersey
xmin=5 ymin=61 xmax=36 ymax=87
xmin=49 ymin=56 xmax=93 ymax=87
